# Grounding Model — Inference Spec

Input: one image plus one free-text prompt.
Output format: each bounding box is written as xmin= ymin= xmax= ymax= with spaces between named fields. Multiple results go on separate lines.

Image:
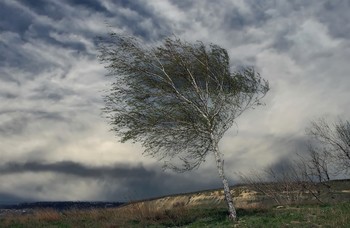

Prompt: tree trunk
xmin=212 ymin=143 xmax=237 ymax=221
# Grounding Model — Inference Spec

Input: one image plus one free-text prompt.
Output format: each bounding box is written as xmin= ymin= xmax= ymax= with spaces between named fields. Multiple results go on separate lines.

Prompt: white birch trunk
xmin=212 ymin=141 xmax=237 ymax=221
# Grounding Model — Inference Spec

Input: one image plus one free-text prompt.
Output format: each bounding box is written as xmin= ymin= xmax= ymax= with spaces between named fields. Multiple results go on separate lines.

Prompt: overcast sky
xmin=1 ymin=0 xmax=349 ymax=204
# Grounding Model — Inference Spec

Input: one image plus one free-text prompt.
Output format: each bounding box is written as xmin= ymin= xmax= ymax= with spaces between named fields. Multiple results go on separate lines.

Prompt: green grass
xmin=1 ymin=202 xmax=350 ymax=227
xmin=235 ymin=203 xmax=350 ymax=228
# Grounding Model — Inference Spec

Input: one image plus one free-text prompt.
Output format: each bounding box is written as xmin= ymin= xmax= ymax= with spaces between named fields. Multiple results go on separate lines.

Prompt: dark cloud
xmin=0 ymin=32 xmax=60 ymax=76
xmin=0 ymin=115 xmax=29 ymax=136
xmin=0 ymin=110 xmax=67 ymax=136
xmin=0 ymin=1 xmax=96 ymax=75
xmin=226 ymin=3 xmax=272 ymax=29
xmin=316 ymin=1 xmax=350 ymax=39
xmin=0 ymin=2 xmax=33 ymax=35
xmin=266 ymin=1 xmax=350 ymax=55
xmin=63 ymin=0 xmax=108 ymax=13
xmin=30 ymin=84 xmax=74 ymax=101
xmin=0 ymin=161 xmax=227 ymax=201
xmin=0 ymin=92 xmax=17 ymax=99
xmin=0 ymin=161 xmax=154 ymax=178
xmin=169 ymin=0 xmax=194 ymax=10
xmin=0 ymin=193 xmax=29 ymax=205
xmin=108 ymin=1 xmax=170 ymax=40
xmin=0 ymin=34 xmax=28 ymax=70
xmin=0 ymin=0 xmax=164 ymax=79
xmin=271 ymin=34 xmax=294 ymax=53
xmin=19 ymin=0 xmax=50 ymax=8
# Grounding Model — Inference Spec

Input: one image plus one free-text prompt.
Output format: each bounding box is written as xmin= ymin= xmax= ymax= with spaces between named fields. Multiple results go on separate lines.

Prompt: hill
xmin=0 ymin=179 xmax=350 ymax=227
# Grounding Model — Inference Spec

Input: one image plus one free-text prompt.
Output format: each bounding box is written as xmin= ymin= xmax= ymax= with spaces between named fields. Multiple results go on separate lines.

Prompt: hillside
xmin=1 ymin=180 xmax=350 ymax=227
xmin=121 ymin=179 xmax=350 ymax=211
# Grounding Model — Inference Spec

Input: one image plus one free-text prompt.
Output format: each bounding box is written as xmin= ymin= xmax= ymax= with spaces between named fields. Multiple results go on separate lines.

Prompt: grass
xmin=238 ymin=203 xmax=350 ymax=227
xmin=1 ymin=202 xmax=350 ymax=227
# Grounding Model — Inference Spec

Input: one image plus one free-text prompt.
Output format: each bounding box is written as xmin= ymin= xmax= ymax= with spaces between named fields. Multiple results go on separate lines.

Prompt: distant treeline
xmin=0 ymin=201 xmax=125 ymax=210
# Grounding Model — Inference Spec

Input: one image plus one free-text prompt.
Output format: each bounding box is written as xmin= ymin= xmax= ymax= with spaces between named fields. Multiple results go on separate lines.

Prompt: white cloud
xmin=286 ymin=19 xmax=342 ymax=63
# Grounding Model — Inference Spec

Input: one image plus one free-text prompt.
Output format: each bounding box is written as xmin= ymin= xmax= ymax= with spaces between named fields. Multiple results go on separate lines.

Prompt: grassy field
xmin=1 ymin=201 xmax=350 ymax=227
xmin=1 ymin=180 xmax=350 ymax=227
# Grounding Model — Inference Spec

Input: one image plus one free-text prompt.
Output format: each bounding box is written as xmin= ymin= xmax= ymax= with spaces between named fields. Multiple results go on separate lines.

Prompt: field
xmin=1 ymin=180 xmax=350 ymax=227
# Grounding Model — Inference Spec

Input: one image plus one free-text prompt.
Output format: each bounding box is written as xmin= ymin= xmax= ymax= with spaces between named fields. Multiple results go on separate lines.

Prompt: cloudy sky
xmin=1 ymin=0 xmax=349 ymax=204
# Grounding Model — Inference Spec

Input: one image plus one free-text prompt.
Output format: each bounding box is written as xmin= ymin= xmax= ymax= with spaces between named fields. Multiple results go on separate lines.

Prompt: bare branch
xmin=307 ymin=118 xmax=350 ymax=172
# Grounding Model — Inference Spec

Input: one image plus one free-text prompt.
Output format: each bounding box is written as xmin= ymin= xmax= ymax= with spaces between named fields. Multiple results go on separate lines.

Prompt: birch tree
xmin=98 ymin=34 xmax=269 ymax=221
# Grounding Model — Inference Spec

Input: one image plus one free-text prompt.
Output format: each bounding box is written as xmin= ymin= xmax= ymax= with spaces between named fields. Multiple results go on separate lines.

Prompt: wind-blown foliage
xmin=99 ymin=34 xmax=269 ymax=171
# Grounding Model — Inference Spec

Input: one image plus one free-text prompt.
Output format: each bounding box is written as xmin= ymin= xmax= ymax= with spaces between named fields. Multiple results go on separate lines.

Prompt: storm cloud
xmin=0 ymin=160 xmax=223 ymax=201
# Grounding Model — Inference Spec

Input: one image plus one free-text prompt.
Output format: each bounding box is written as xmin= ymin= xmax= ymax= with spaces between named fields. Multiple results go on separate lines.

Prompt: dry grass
xmin=33 ymin=208 xmax=61 ymax=221
xmin=1 ymin=182 xmax=349 ymax=227
xmin=0 ymin=201 xmax=215 ymax=227
xmin=110 ymin=201 xmax=200 ymax=227
xmin=0 ymin=209 xmax=60 ymax=227
xmin=1 ymin=201 xmax=350 ymax=227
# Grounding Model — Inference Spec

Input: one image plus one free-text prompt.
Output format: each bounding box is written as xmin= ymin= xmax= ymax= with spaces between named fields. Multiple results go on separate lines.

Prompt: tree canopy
xmin=99 ymin=34 xmax=269 ymax=171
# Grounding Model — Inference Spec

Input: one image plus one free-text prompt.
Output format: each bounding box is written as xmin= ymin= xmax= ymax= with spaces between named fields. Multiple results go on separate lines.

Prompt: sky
xmin=0 ymin=0 xmax=350 ymax=204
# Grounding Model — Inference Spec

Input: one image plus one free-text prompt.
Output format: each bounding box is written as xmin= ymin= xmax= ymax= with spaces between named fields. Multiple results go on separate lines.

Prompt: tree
xmin=300 ymin=143 xmax=333 ymax=184
xmin=237 ymin=156 xmax=332 ymax=206
xmin=307 ymin=118 xmax=350 ymax=173
xmin=295 ymin=143 xmax=335 ymax=203
xmin=98 ymin=33 xmax=269 ymax=221
xmin=237 ymin=161 xmax=307 ymax=206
